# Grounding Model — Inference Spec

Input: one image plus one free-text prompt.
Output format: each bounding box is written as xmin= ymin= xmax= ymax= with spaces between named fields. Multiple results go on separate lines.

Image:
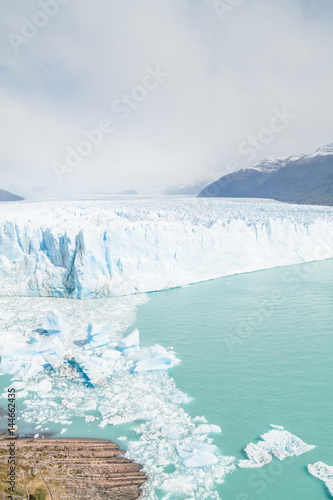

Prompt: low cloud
xmin=1 ymin=0 xmax=333 ymax=196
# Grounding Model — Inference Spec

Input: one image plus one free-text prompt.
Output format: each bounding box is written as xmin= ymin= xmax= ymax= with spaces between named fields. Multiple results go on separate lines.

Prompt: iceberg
xmin=238 ymin=443 xmax=272 ymax=468
xmin=118 ymin=329 xmax=140 ymax=350
xmin=193 ymin=424 xmax=222 ymax=435
xmin=183 ymin=451 xmax=219 ymax=468
xmin=73 ymin=355 xmax=106 ymax=386
xmin=0 ymin=199 xmax=333 ymax=298
xmin=43 ymin=310 xmax=69 ymax=335
xmin=308 ymin=461 xmax=333 ymax=497
xmin=238 ymin=426 xmax=316 ymax=468
xmin=84 ymin=322 xmax=110 ymax=349
xmin=77 ymin=399 xmax=97 ymax=411
xmin=134 ymin=355 xmax=174 ymax=372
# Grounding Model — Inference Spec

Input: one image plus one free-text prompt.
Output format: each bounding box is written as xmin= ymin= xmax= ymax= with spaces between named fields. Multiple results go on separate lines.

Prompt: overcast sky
xmin=1 ymin=0 xmax=333 ymax=197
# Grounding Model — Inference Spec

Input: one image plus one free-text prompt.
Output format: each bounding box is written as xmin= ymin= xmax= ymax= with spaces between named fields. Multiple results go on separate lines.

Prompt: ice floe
xmin=308 ymin=462 xmax=333 ymax=497
xmin=238 ymin=425 xmax=316 ymax=468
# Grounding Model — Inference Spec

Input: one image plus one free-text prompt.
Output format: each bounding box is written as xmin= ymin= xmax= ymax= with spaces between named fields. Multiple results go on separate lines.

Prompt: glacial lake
xmin=133 ymin=258 xmax=333 ymax=499
xmin=0 ymin=258 xmax=332 ymax=499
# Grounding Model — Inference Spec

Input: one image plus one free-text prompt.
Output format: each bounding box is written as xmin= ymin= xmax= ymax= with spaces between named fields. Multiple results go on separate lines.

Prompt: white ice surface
xmin=238 ymin=426 xmax=315 ymax=468
xmin=308 ymin=461 xmax=333 ymax=497
xmin=84 ymin=322 xmax=110 ymax=349
xmin=0 ymin=295 xmax=235 ymax=499
xmin=118 ymin=328 xmax=140 ymax=350
xmin=0 ymin=198 xmax=333 ymax=298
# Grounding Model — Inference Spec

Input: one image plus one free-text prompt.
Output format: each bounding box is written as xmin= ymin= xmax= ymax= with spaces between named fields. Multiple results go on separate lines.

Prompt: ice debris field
xmin=0 ymin=297 xmax=325 ymax=499
xmin=0 ymin=299 xmax=234 ymax=499
xmin=0 ymin=198 xmax=333 ymax=298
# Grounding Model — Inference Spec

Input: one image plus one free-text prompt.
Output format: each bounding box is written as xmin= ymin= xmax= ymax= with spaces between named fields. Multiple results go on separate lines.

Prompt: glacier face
xmin=1 ymin=198 xmax=333 ymax=298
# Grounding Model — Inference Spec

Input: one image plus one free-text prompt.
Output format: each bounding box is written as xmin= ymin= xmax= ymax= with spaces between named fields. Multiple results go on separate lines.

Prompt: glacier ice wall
xmin=1 ymin=198 xmax=333 ymax=298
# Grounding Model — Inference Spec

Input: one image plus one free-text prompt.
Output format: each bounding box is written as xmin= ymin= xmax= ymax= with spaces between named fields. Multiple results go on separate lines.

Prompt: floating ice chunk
xmin=162 ymin=423 xmax=186 ymax=440
xmin=134 ymin=355 xmax=174 ymax=372
xmin=178 ymin=441 xmax=219 ymax=468
xmin=100 ymin=357 xmax=123 ymax=377
xmin=161 ymin=476 xmax=197 ymax=495
xmin=84 ymin=322 xmax=110 ymax=349
xmin=28 ymin=333 xmax=41 ymax=345
xmin=179 ymin=442 xmax=219 ymax=459
xmin=167 ymin=389 xmax=190 ymax=405
xmin=85 ymin=415 xmax=96 ymax=423
xmin=183 ymin=451 xmax=219 ymax=468
xmin=270 ymin=424 xmax=284 ymax=430
xmin=105 ymin=415 xmax=139 ymax=425
xmin=133 ymin=409 xmax=159 ymax=421
xmin=97 ymin=405 xmax=112 ymax=418
xmin=308 ymin=461 xmax=333 ymax=497
xmin=60 ymin=428 xmax=67 ymax=434
xmin=38 ymin=338 xmax=65 ymax=369
xmin=61 ymin=400 xmax=76 ymax=409
xmin=118 ymin=436 xmax=127 ymax=441
xmin=0 ymin=343 xmax=46 ymax=380
xmin=118 ymin=329 xmax=140 ymax=350
xmin=193 ymin=424 xmax=221 ymax=435
xmin=43 ymin=310 xmax=69 ymax=335
xmin=193 ymin=416 xmax=208 ymax=424
xmin=101 ymin=349 xmax=121 ymax=360
xmin=77 ymin=400 xmax=97 ymax=411
xmin=260 ymin=429 xmax=316 ymax=460
xmin=238 ymin=443 xmax=273 ymax=468
xmin=74 ymin=355 xmax=106 ymax=386
xmin=7 ymin=381 xmax=27 ymax=391
xmin=28 ymin=379 xmax=52 ymax=396
xmin=239 ymin=427 xmax=316 ymax=468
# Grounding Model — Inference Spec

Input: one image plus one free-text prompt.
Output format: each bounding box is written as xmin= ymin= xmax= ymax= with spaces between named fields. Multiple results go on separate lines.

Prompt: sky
xmin=1 ymin=0 xmax=333 ymax=197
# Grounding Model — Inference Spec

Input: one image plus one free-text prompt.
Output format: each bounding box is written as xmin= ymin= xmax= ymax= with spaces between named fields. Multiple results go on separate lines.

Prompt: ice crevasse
xmin=1 ymin=198 xmax=333 ymax=298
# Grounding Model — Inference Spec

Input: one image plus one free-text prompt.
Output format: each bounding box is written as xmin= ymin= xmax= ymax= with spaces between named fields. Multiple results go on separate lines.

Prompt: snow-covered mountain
xmin=0 ymin=198 xmax=333 ymax=298
xmin=199 ymin=143 xmax=333 ymax=205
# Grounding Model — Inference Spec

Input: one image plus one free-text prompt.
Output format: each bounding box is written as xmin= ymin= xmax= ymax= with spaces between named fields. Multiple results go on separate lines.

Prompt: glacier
xmin=0 ymin=198 xmax=333 ymax=298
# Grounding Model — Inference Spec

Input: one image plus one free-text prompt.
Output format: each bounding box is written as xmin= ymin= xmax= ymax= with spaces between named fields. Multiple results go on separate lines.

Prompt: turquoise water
xmin=1 ymin=259 xmax=332 ymax=498
xmin=132 ymin=259 xmax=333 ymax=499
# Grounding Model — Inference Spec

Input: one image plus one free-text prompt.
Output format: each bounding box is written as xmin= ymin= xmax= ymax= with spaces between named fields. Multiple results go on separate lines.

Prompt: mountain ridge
xmin=198 ymin=143 xmax=333 ymax=205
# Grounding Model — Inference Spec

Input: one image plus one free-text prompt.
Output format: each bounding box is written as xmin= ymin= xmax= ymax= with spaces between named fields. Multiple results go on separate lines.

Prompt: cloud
xmin=1 ymin=0 xmax=333 ymax=196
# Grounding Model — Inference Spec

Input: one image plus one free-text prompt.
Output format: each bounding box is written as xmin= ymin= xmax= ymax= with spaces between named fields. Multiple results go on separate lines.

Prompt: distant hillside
xmin=198 ymin=143 xmax=333 ymax=206
xmin=165 ymin=180 xmax=208 ymax=196
xmin=0 ymin=189 xmax=24 ymax=201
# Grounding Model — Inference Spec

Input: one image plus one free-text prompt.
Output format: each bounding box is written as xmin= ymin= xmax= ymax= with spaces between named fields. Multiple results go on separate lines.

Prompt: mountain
xmin=0 ymin=189 xmax=24 ymax=202
xmin=198 ymin=143 xmax=333 ymax=206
